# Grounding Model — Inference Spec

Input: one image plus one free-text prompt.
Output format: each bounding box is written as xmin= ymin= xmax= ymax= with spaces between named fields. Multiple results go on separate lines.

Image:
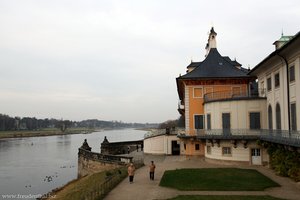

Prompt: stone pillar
xmin=80 ymin=139 xmax=92 ymax=151
xmin=101 ymin=136 xmax=110 ymax=154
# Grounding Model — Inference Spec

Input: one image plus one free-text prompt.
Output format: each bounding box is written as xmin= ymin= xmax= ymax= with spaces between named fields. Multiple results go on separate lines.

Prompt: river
xmin=0 ymin=129 xmax=145 ymax=199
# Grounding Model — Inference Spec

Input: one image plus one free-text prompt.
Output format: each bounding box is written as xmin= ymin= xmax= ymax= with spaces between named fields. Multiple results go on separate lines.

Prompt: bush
xmin=267 ymin=143 xmax=300 ymax=181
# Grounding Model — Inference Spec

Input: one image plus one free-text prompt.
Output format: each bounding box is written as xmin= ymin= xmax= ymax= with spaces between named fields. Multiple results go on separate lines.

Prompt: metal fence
xmin=79 ymin=171 xmax=126 ymax=200
xmin=203 ymin=89 xmax=266 ymax=103
xmin=179 ymin=129 xmax=300 ymax=148
xmin=79 ymin=160 xmax=144 ymax=200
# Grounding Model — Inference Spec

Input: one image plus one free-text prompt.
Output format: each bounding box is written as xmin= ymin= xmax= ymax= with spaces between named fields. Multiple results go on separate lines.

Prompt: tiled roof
xmin=187 ymin=62 xmax=202 ymax=68
xmin=180 ymin=48 xmax=249 ymax=79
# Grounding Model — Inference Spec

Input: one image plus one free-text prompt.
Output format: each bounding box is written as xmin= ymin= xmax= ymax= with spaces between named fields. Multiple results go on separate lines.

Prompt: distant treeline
xmin=0 ymin=114 xmax=158 ymax=131
xmin=158 ymin=115 xmax=185 ymax=129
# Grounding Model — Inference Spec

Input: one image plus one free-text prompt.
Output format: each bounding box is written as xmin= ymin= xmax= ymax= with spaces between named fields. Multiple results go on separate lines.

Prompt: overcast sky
xmin=0 ymin=0 xmax=299 ymax=123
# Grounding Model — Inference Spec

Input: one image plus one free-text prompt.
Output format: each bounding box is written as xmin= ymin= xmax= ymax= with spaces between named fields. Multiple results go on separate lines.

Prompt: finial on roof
xmin=210 ymin=27 xmax=217 ymax=35
xmin=281 ymin=28 xmax=284 ymax=36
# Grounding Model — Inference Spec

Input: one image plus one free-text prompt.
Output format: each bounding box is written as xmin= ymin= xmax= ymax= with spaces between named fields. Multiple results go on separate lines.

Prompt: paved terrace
xmin=104 ymin=152 xmax=300 ymax=200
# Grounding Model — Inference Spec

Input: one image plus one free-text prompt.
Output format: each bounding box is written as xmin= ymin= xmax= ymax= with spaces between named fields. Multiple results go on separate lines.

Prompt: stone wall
xmin=101 ymin=136 xmax=143 ymax=155
xmin=78 ymin=148 xmax=133 ymax=178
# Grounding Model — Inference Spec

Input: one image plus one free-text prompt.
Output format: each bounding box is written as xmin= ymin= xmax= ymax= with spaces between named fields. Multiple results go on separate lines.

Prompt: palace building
xmin=144 ymin=28 xmax=300 ymax=165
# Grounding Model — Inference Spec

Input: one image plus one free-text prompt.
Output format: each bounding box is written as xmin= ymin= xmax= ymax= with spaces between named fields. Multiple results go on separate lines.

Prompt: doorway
xmin=171 ymin=140 xmax=180 ymax=155
xmin=222 ymin=113 xmax=231 ymax=135
xmin=251 ymin=148 xmax=262 ymax=165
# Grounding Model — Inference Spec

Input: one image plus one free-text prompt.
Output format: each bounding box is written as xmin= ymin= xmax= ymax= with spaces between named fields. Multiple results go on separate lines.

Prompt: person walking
xmin=149 ymin=161 xmax=156 ymax=180
xmin=127 ymin=163 xmax=135 ymax=183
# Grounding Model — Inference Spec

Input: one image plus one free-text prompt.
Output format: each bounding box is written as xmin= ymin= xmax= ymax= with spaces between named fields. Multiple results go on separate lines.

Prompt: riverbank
xmin=0 ymin=128 xmax=96 ymax=139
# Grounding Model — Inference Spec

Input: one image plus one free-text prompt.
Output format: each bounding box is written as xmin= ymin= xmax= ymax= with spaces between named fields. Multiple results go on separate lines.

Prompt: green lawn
xmin=160 ymin=168 xmax=280 ymax=191
xmin=167 ymin=195 xmax=285 ymax=200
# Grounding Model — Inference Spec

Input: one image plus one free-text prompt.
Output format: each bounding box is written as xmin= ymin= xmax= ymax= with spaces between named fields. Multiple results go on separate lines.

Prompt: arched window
xmin=276 ymin=103 xmax=281 ymax=130
xmin=268 ymin=105 xmax=273 ymax=130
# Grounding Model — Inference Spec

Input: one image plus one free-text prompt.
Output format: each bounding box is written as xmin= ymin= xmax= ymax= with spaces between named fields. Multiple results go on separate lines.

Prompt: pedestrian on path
xmin=149 ymin=161 xmax=156 ymax=180
xmin=127 ymin=163 xmax=135 ymax=183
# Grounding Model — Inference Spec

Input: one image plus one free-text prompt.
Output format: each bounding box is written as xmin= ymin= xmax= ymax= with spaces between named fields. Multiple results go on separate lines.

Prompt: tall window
xmin=291 ymin=103 xmax=297 ymax=131
xmin=207 ymin=114 xmax=211 ymax=130
xmin=289 ymin=66 xmax=295 ymax=82
xmin=267 ymin=77 xmax=272 ymax=91
xmin=194 ymin=115 xmax=204 ymax=129
xmin=207 ymin=146 xmax=211 ymax=154
xmin=268 ymin=105 xmax=273 ymax=130
xmin=222 ymin=113 xmax=231 ymax=130
xmin=276 ymin=103 xmax=281 ymax=130
xmin=195 ymin=144 xmax=200 ymax=151
xmin=275 ymin=73 xmax=280 ymax=88
xmin=250 ymin=112 xmax=261 ymax=129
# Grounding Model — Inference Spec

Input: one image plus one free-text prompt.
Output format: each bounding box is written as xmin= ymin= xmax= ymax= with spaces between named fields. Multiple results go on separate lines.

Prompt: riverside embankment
xmin=0 ymin=129 xmax=145 ymax=199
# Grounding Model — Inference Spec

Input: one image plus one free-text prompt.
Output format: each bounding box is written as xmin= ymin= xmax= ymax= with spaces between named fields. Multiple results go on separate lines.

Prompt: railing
xmin=78 ymin=168 xmax=127 ymax=200
xmin=178 ymin=129 xmax=300 ymax=147
xmin=79 ymin=161 xmax=144 ymax=200
xmin=260 ymin=130 xmax=300 ymax=147
xmin=203 ymin=89 xmax=266 ymax=103
xmin=144 ymin=128 xmax=185 ymax=139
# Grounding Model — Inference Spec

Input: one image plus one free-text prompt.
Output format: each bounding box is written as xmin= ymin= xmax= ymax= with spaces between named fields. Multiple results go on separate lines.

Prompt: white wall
xmin=205 ymin=140 xmax=268 ymax=164
xmin=204 ymin=99 xmax=267 ymax=129
xmin=256 ymin=50 xmax=300 ymax=131
xmin=144 ymin=135 xmax=179 ymax=155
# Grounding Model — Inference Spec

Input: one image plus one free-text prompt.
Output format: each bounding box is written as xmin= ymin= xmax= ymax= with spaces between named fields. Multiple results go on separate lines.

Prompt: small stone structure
xmin=100 ymin=136 xmax=143 ymax=155
xmin=78 ymin=139 xmax=135 ymax=178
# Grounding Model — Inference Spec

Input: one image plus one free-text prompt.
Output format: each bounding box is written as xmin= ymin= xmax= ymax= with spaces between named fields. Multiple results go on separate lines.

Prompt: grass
xmin=159 ymin=168 xmax=280 ymax=191
xmin=48 ymin=167 xmax=127 ymax=200
xmin=0 ymin=127 xmax=95 ymax=139
xmin=167 ymin=195 xmax=285 ymax=200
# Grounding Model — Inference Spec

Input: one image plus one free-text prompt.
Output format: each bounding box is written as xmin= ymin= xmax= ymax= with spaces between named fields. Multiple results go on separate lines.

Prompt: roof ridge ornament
xmin=205 ymin=26 xmax=217 ymax=57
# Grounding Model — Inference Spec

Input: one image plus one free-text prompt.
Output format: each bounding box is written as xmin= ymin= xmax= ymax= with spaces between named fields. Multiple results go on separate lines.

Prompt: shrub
xmin=267 ymin=143 xmax=300 ymax=181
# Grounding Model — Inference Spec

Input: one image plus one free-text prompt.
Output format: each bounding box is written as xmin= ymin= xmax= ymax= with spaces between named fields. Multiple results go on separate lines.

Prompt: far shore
xmin=0 ymin=127 xmax=151 ymax=139
xmin=0 ymin=128 xmax=97 ymax=139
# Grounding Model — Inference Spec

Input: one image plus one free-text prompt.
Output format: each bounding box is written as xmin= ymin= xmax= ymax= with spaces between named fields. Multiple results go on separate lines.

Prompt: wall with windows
xmin=257 ymin=61 xmax=289 ymax=130
xmin=180 ymin=139 xmax=205 ymax=156
xmin=255 ymin=51 xmax=300 ymax=131
xmin=204 ymin=99 xmax=267 ymax=130
xmin=186 ymin=83 xmax=248 ymax=134
xmin=288 ymin=57 xmax=300 ymax=131
xmin=205 ymin=140 xmax=269 ymax=165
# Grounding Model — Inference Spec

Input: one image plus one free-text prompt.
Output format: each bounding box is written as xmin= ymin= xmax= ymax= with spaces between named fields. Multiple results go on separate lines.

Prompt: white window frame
xmin=222 ymin=147 xmax=232 ymax=156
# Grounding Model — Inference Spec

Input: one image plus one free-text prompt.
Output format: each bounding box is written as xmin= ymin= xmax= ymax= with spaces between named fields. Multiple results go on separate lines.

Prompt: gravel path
xmin=104 ymin=153 xmax=300 ymax=200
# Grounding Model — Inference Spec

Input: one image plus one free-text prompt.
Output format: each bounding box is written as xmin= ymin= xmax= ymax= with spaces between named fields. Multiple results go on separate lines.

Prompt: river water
xmin=0 ymin=129 xmax=145 ymax=199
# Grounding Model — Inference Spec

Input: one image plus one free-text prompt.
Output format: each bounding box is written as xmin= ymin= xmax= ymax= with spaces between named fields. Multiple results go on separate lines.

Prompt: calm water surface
xmin=0 ymin=129 xmax=145 ymax=199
